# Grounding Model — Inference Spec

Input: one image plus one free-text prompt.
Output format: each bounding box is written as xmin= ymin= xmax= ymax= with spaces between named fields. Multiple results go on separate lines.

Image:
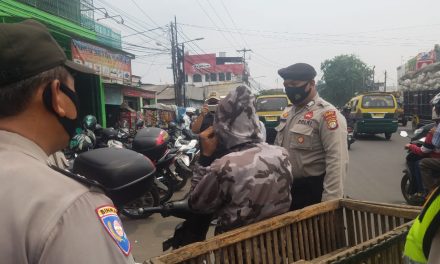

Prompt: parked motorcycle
xmin=65 ymin=147 xmax=206 ymax=250
xmin=400 ymin=130 xmax=426 ymax=206
xmin=131 ymin=127 xmax=187 ymax=204
xmin=174 ymin=129 xmax=199 ymax=166
xmin=68 ymin=147 xmax=160 ymax=219
xmin=347 ymin=126 xmax=355 ymax=150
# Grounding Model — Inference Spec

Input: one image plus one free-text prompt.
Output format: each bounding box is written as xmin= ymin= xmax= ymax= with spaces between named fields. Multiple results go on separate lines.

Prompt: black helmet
xmin=82 ymin=115 xmax=97 ymax=130
xmin=168 ymin=121 xmax=177 ymax=130
xmin=94 ymin=123 xmax=103 ymax=135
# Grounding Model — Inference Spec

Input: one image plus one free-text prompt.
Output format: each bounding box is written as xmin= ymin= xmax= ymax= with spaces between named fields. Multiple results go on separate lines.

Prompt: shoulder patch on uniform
xmin=323 ymin=110 xmax=338 ymax=130
xmin=96 ymin=205 xmax=131 ymax=256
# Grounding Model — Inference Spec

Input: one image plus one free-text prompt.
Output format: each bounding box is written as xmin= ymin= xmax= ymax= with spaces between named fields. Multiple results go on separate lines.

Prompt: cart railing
xmin=147 ymin=199 xmax=421 ymax=264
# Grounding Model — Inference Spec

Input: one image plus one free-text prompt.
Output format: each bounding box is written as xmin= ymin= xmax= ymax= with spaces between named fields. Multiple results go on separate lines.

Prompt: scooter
xmin=399 ymin=130 xmax=426 ymax=206
xmin=174 ymin=129 xmax=200 ymax=168
xmin=347 ymin=126 xmax=356 ymax=150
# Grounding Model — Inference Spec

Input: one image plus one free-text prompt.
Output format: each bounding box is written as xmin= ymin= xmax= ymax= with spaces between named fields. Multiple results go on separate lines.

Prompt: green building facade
xmin=0 ymin=0 xmax=133 ymax=127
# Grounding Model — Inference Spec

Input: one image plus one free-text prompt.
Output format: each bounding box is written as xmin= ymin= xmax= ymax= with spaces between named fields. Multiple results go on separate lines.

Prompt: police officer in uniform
xmin=0 ymin=20 xmax=135 ymax=263
xmin=275 ymin=63 xmax=348 ymax=210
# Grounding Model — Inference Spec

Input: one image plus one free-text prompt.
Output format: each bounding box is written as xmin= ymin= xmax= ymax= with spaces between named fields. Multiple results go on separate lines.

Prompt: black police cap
xmin=278 ymin=63 xmax=317 ymax=81
xmin=0 ymin=19 xmax=94 ymax=86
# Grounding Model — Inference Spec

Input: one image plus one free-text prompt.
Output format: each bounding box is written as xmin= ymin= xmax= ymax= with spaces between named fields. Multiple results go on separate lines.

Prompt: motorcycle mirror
xmin=400 ymin=131 xmax=409 ymax=138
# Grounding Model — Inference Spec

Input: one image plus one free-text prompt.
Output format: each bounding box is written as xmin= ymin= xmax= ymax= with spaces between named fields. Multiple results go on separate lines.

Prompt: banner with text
xmin=71 ymin=39 xmax=131 ymax=83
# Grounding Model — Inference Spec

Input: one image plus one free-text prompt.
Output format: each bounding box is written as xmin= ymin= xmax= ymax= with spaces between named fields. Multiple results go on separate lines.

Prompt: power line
xmin=94 ymin=0 xmax=169 ymax=46
xmin=205 ymin=0 xmax=241 ymax=48
xmin=178 ymin=22 xmax=438 ymax=45
xmin=219 ymin=0 xmax=249 ymax=47
xmin=194 ymin=0 xmax=238 ymax=50
xmin=129 ymin=0 xmax=161 ymax=28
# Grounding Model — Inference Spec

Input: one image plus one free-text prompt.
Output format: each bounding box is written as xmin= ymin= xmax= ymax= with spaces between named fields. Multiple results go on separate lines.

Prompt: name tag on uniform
xmin=96 ymin=205 xmax=131 ymax=256
xmin=297 ymin=119 xmax=313 ymax=126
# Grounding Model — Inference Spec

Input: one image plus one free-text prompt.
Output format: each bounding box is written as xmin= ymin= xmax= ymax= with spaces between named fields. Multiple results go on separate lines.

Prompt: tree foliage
xmin=319 ymin=54 xmax=373 ymax=107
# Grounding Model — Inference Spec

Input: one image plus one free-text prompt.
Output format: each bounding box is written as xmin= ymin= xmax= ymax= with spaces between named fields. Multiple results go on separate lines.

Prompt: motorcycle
xmin=399 ymin=130 xmax=426 ymax=206
xmin=68 ymin=147 xmax=160 ymax=219
xmin=174 ymin=129 xmax=199 ymax=167
xmin=68 ymin=147 xmax=207 ymax=250
xmin=347 ymin=126 xmax=355 ymax=150
xmin=131 ymin=127 xmax=187 ymax=205
xmin=99 ymin=126 xmax=187 ymax=205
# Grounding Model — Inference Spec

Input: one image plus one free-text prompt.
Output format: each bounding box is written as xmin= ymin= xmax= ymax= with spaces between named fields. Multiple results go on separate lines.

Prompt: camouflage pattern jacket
xmin=189 ymin=86 xmax=293 ymax=233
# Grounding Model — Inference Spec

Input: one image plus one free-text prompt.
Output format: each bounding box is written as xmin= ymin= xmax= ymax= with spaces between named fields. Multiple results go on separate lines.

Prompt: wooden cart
xmin=147 ymin=199 xmax=421 ymax=264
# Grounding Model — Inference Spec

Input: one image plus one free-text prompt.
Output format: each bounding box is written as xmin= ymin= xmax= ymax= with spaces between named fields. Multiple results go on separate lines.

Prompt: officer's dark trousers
xmin=290 ymin=175 xmax=325 ymax=210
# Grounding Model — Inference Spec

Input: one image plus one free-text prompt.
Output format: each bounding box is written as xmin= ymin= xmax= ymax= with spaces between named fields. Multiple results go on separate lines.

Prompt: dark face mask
xmin=284 ymin=82 xmax=311 ymax=105
xmin=43 ymin=83 xmax=80 ymax=140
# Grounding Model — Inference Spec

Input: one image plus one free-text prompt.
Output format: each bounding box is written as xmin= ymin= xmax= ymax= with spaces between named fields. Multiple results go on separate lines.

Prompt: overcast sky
xmin=96 ymin=0 xmax=439 ymax=90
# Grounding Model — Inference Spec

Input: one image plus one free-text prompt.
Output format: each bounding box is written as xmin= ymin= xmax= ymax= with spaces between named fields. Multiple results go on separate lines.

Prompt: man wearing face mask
xmin=0 ymin=20 xmax=135 ymax=263
xmin=275 ymin=63 xmax=348 ymax=210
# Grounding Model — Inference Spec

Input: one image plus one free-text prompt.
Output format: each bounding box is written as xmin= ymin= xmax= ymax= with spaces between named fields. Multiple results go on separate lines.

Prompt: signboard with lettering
xmin=71 ymin=39 xmax=131 ymax=83
xmin=122 ymin=88 xmax=155 ymax=99
xmin=184 ymin=54 xmax=244 ymax=75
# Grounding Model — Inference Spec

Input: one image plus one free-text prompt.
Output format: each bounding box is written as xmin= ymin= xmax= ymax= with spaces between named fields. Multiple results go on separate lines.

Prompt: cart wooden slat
xmin=147 ymin=199 xmax=420 ymax=264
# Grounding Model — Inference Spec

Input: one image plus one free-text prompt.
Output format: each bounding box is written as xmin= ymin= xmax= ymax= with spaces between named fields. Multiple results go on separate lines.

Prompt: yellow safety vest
xmin=404 ymin=187 xmax=440 ymax=263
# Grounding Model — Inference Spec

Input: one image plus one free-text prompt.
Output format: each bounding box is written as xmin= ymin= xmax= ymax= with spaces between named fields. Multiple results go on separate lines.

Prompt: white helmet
xmin=186 ymin=107 xmax=196 ymax=114
xmin=431 ymin=92 xmax=440 ymax=118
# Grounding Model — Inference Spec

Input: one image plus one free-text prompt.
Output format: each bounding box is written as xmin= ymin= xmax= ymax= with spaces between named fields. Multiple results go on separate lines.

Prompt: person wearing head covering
xmin=275 ymin=63 xmax=348 ymax=210
xmin=188 ymin=86 xmax=293 ymax=234
xmin=191 ymin=91 xmax=220 ymax=134
xmin=0 ymin=20 xmax=135 ymax=263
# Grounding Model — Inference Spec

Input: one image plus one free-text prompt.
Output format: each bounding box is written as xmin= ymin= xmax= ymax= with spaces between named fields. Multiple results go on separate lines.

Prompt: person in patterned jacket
xmin=188 ymin=85 xmax=293 ymax=234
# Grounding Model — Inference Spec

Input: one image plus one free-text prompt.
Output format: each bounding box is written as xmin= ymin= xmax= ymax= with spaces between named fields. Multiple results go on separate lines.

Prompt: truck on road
xmin=399 ymin=62 xmax=440 ymax=129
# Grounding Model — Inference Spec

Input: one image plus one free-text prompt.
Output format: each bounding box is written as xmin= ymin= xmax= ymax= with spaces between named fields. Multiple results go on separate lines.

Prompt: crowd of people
xmin=0 ymin=20 xmax=438 ymax=264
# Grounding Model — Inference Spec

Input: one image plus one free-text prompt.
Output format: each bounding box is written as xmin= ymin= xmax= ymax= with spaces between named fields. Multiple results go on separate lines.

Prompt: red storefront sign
xmin=122 ymin=88 xmax=155 ymax=99
xmin=184 ymin=54 xmax=244 ymax=75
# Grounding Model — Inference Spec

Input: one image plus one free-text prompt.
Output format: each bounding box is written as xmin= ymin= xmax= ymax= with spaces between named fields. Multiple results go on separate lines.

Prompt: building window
xmin=185 ymin=74 xmax=188 ymax=82
xmin=205 ymin=74 xmax=210 ymax=82
xmin=219 ymin=72 xmax=226 ymax=81
xmin=210 ymin=73 xmax=217 ymax=81
xmin=193 ymin=74 xmax=202 ymax=82
xmin=226 ymin=72 xmax=232 ymax=81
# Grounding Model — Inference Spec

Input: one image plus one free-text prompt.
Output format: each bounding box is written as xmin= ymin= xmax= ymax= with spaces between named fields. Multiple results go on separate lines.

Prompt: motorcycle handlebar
xmin=139 ymin=201 xmax=195 ymax=219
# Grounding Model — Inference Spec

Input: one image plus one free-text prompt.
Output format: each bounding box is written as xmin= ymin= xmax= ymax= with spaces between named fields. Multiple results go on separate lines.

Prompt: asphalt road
xmin=123 ymin=125 xmax=412 ymax=262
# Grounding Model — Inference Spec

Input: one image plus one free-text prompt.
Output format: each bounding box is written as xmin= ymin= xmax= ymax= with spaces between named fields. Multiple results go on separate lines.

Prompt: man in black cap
xmin=275 ymin=63 xmax=348 ymax=210
xmin=0 ymin=20 xmax=135 ymax=263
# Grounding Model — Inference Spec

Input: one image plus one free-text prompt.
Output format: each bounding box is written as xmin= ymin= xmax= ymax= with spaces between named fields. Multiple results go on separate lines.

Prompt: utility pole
xmin=174 ymin=16 xmax=182 ymax=106
xmin=179 ymin=43 xmax=186 ymax=107
xmin=384 ymin=70 xmax=387 ymax=92
xmin=372 ymin=66 xmax=375 ymax=91
xmin=170 ymin=21 xmax=179 ymax=106
xmin=236 ymin=48 xmax=252 ymax=85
